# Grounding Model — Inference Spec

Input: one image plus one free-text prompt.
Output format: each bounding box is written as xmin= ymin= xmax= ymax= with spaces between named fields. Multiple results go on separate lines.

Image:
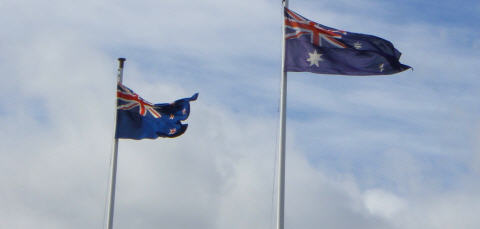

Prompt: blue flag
xmin=284 ymin=8 xmax=411 ymax=75
xmin=115 ymin=83 xmax=198 ymax=140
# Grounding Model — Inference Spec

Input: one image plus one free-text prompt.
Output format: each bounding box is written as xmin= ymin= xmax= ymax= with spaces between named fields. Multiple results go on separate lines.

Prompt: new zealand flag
xmin=115 ymin=83 xmax=198 ymax=140
xmin=284 ymin=7 xmax=411 ymax=76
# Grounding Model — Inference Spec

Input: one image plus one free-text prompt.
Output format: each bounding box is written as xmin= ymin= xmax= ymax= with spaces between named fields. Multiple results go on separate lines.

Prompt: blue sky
xmin=1 ymin=0 xmax=480 ymax=228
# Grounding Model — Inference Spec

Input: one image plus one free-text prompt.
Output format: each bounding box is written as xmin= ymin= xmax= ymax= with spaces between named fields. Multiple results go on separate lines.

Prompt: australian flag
xmin=284 ymin=7 xmax=411 ymax=75
xmin=115 ymin=83 xmax=198 ymax=140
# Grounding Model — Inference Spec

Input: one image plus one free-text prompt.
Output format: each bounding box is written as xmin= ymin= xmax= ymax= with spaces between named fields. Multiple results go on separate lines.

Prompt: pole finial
xmin=118 ymin=58 xmax=126 ymax=68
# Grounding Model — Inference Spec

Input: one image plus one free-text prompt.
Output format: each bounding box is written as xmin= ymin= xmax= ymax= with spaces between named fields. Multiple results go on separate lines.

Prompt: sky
xmin=1 ymin=0 xmax=480 ymax=228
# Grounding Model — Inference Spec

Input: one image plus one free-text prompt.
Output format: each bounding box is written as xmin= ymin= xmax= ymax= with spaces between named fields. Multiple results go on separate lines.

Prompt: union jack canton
xmin=115 ymin=83 xmax=198 ymax=140
xmin=117 ymin=84 xmax=162 ymax=118
xmin=284 ymin=7 xmax=411 ymax=76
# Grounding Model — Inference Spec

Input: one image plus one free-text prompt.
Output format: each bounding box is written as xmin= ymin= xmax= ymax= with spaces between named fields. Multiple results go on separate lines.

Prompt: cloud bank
xmin=1 ymin=0 xmax=479 ymax=229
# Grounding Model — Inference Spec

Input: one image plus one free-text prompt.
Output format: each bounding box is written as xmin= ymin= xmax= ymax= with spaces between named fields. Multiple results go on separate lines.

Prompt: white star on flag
xmin=354 ymin=41 xmax=362 ymax=49
xmin=306 ymin=50 xmax=323 ymax=67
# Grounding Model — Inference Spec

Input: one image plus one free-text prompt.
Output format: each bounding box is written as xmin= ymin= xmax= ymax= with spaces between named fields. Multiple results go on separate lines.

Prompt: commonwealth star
xmin=306 ymin=50 xmax=323 ymax=67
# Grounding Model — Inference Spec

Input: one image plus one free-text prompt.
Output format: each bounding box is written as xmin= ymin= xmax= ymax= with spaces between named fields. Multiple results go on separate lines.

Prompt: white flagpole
xmin=106 ymin=57 xmax=126 ymax=229
xmin=277 ymin=1 xmax=288 ymax=229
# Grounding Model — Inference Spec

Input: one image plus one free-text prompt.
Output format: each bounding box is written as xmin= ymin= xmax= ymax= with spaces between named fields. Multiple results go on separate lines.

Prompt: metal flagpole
xmin=106 ymin=57 xmax=126 ymax=229
xmin=277 ymin=1 xmax=288 ymax=229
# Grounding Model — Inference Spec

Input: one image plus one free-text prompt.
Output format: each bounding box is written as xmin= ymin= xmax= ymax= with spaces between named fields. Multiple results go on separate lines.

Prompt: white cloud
xmin=1 ymin=0 xmax=480 ymax=229
xmin=364 ymin=189 xmax=406 ymax=219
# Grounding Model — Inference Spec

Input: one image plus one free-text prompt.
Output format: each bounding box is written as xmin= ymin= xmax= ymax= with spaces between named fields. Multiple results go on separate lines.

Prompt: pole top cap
xmin=118 ymin=58 xmax=126 ymax=68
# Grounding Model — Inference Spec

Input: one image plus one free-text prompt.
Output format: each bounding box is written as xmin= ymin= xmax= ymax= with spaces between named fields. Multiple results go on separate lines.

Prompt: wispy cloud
xmin=1 ymin=0 xmax=479 ymax=228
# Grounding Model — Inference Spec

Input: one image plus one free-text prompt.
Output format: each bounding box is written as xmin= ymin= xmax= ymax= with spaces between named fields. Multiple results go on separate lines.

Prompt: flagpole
xmin=277 ymin=1 xmax=288 ymax=229
xmin=106 ymin=57 xmax=126 ymax=229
